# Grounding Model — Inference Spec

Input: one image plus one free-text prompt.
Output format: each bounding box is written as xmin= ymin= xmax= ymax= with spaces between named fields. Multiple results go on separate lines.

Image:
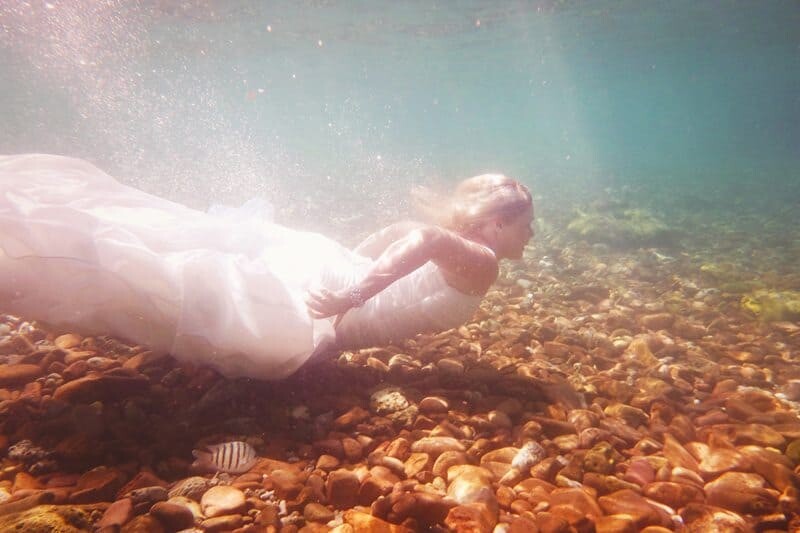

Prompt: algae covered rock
xmin=741 ymin=290 xmax=800 ymax=322
xmin=0 ymin=504 xmax=102 ymax=533
xmin=567 ymin=208 xmax=676 ymax=247
xmin=699 ymin=262 xmax=765 ymax=293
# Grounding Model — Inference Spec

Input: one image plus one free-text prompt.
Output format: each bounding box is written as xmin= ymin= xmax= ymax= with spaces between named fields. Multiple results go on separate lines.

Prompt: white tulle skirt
xmin=0 ymin=154 xmax=368 ymax=379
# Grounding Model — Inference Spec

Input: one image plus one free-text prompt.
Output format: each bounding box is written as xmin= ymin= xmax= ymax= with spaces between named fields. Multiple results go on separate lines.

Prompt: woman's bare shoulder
xmin=354 ymin=220 xmax=427 ymax=259
xmin=426 ymin=227 xmax=499 ymax=295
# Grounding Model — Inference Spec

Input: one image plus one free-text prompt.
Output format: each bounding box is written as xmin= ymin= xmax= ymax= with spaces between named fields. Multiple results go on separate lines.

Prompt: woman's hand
xmin=305 ymin=287 xmax=354 ymax=319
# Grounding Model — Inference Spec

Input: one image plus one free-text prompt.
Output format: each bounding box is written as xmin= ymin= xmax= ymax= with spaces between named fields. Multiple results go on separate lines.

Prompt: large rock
xmin=0 ymin=364 xmax=43 ymax=386
xmin=150 ymin=501 xmax=196 ymax=530
xmin=704 ymin=472 xmax=778 ymax=515
xmin=200 ymin=485 xmax=245 ymax=518
xmin=70 ymin=467 xmax=127 ymax=504
xmin=54 ymin=373 xmax=148 ymax=403
xmin=343 ymin=510 xmax=412 ymax=532
xmin=411 ymin=437 xmax=465 ymax=457
xmin=95 ymin=498 xmax=133 ymax=530
xmin=326 ymin=469 xmax=360 ymax=509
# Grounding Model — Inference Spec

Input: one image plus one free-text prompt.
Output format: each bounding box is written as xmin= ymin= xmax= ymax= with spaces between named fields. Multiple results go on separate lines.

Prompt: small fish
xmin=191 ymin=441 xmax=258 ymax=474
xmin=651 ymin=250 xmax=676 ymax=263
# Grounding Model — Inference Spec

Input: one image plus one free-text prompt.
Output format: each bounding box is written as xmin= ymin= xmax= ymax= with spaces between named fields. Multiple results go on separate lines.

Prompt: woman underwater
xmin=0 ymin=154 xmax=533 ymax=380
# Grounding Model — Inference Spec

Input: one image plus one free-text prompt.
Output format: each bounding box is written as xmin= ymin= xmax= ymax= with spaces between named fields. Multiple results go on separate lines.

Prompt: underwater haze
xmin=4 ymin=3 xmax=800 ymax=531
xmin=1 ymin=0 xmax=799 ymax=231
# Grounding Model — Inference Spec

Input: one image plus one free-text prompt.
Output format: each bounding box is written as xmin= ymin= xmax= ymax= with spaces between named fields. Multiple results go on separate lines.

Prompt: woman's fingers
xmin=305 ymin=288 xmax=330 ymax=307
xmin=307 ymin=308 xmax=328 ymax=319
xmin=305 ymin=287 xmax=340 ymax=318
xmin=306 ymin=287 xmax=329 ymax=301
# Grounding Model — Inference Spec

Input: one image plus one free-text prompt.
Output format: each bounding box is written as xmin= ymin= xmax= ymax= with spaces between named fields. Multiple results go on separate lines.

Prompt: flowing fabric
xmin=0 ymin=154 xmax=481 ymax=380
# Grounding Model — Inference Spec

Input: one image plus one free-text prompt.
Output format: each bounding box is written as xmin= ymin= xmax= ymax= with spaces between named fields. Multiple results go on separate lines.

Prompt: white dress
xmin=0 ymin=154 xmax=481 ymax=380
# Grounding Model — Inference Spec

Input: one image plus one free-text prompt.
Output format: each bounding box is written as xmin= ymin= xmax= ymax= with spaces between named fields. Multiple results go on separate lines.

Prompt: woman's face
xmin=496 ymin=205 xmax=534 ymax=259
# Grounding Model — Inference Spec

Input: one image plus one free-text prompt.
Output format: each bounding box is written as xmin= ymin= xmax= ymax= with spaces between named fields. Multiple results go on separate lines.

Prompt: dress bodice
xmin=330 ymin=261 xmax=482 ymax=349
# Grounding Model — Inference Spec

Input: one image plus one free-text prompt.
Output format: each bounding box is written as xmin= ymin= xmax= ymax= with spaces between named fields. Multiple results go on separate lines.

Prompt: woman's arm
xmin=306 ymin=225 xmax=497 ymax=319
xmin=353 ymin=221 xmax=426 ymax=259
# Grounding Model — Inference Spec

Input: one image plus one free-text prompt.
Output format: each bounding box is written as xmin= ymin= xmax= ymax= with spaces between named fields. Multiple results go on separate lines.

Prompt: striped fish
xmin=191 ymin=441 xmax=258 ymax=474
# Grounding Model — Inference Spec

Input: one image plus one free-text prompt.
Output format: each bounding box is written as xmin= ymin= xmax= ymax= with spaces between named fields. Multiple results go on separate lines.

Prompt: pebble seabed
xmin=1 ymin=238 xmax=800 ymax=533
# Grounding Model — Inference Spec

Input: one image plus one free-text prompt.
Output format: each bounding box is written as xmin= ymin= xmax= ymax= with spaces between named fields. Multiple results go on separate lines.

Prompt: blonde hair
xmin=412 ymin=174 xmax=532 ymax=234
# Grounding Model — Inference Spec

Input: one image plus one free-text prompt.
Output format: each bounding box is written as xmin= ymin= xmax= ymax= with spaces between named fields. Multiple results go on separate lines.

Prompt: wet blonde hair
xmin=412 ymin=173 xmax=532 ymax=234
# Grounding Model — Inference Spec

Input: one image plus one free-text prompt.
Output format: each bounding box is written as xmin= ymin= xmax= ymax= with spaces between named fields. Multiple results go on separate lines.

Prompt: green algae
xmin=0 ymin=504 xmax=101 ymax=533
xmin=567 ymin=207 xmax=677 ymax=248
xmin=741 ymin=290 xmax=800 ymax=322
xmin=719 ymin=280 xmax=765 ymax=294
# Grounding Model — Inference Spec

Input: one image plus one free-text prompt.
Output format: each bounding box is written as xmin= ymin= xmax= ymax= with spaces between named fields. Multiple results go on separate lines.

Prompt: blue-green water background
xmin=1 ymin=0 xmax=798 ymax=233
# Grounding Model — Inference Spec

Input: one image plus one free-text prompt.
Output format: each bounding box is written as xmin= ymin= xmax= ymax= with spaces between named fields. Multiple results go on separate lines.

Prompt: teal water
xmin=1 ymin=1 xmax=798 ymax=223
